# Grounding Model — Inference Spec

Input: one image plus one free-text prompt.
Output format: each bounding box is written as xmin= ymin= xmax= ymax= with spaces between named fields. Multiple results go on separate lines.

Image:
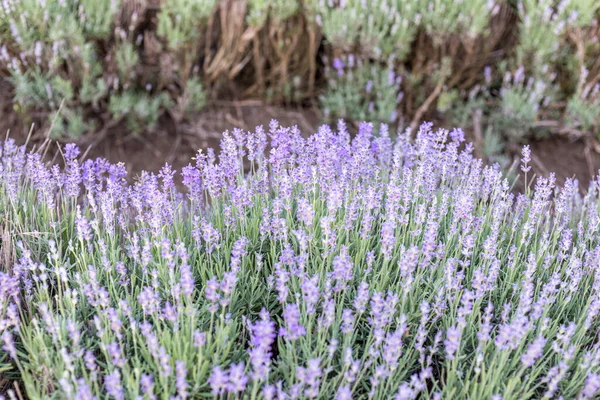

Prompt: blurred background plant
xmin=0 ymin=0 xmax=598 ymax=154
xmin=320 ymin=55 xmax=402 ymax=123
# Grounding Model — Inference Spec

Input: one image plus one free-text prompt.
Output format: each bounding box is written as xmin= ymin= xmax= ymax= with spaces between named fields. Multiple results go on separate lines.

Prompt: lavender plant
xmin=516 ymin=0 xmax=600 ymax=69
xmin=513 ymin=0 xmax=600 ymax=139
xmin=2 ymin=121 xmax=600 ymax=399
xmin=566 ymin=88 xmax=600 ymax=136
xmin=494 ymin=66 xmax=555 ymax=141
xmin=320 ymin=56 xmax=402 ymax=123
xmin=418 ymin=0 xmax=498 ymax=40
xmin=0 ymin=0 xmax=211 ymax=137
xmin=156 ymin=0 xmax=214 ymax=117
xmin=1 ymin=0 xmax=599 ymax=140
xmin=311 ymin=0 xmax=421 ymax=60
xmin=0 ymin=0 xmax=120 ymax=137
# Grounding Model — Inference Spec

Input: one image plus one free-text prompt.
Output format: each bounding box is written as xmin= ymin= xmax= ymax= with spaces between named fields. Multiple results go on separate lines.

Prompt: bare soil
xmin=79 ymin=102 xmax=322 ymax=180
xmin=527 ymin=136 xmax=600 ymax=189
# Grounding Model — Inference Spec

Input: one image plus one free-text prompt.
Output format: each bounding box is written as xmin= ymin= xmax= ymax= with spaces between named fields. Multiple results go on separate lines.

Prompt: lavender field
xmin=0 ymin=121 xmax=599 ymax=399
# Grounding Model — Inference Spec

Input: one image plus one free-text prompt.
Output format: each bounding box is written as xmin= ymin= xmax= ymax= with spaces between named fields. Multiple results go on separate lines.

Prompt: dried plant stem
xmin=410 ymin=71 xmax=447 ymax=134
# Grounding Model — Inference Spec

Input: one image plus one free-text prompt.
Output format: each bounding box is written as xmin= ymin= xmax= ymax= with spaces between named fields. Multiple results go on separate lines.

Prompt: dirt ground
xmin=2 ymin=79 xmax=600 ymax=191
xmin=527 ymin=136 xmax=600 ymax=190
xmin=77 ymin=102 xmax=322 ymax=179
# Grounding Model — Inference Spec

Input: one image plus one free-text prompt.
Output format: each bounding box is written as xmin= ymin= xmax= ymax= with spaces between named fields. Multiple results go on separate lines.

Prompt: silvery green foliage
xmin=155 ymin=0 xmax=214 ymax=123
xmin=115 ymin=42 xmax=140 ymax=85
xmin=108 ymin=90 xmax=172 ymax=133
xmin=495 ymin=66 xmax=553 ymax=139
xmin=247 ymin=0 xmax=271 ymax=27
xmin=0 ymin=0 xmax=598 ymax=139
xmin=157 ymin=0 xmax=216 ymax=51
xmin=311 ymin=0 xmax=498 ymax=59
xmin=311 ymin=0 xmax=500 ymax=123
xmin=418 ymin=0 xmax=499 ymax=39
xmin=0 ymin=0 xmax=119 ymax=137
xmin=247 ymin=0 xmax=299 ymax=26
xmin=182 ymin=76 xmax=208 ymax=115
xmin=311 ymin=0 xmax=421 ymax=60
xmin=312 ymin=0 xmax=599 ymax=136
xmin=566 ymin=84 xmax=600 ymax=134
xmin=0 ymin=0 xmax=211 ymax=138
xmin=320 ymin=56 xmax=402 ymax=123
xmin=517 ymin=0 xmax=600 ymax=68
xmin=3 ymin=122 xmax=600 ymax=399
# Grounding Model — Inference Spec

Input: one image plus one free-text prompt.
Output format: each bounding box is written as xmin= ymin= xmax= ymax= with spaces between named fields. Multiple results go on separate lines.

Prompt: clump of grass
xmin=2 ymin=121 xmax=600 ymax=399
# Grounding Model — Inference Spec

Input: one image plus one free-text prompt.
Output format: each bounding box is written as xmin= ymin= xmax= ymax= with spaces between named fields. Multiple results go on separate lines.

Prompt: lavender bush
xmin=2 ymin=121 xmax=600 ymax=399
xmin=2 ymin=1 xmax=599 ymax=140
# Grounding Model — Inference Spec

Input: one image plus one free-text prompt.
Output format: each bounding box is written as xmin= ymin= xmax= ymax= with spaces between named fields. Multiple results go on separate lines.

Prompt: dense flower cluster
xmin=2 ymin=121 xmax=600 ymax=399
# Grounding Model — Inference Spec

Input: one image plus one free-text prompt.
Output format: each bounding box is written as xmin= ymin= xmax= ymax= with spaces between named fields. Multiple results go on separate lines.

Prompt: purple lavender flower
xmin=75 ymin=205 xmax=93 ymax=241
xmin=140 ymin=374 xmax=156 ymax=400
xmin=353 ymin=282 xmax=370 ymax=314
xmin=333 ymin=58 xmax=344 ymax=76
xmin=179 ymin=261 xmax=195 ymax=298
xmin=336 ymin=385 xmax=352 ymax=400
xmin=175 ymin=360 xmax=188 ymax=399
xmin=59 ymin=376 xmax=74 ymax=398
xmin=140 ymin=321 xmax=172 ymax=378
xmin=64 ymin=143 xmax=80 ymax=161
xmin=444 ymin=326 xmax=461 ymax=360
xmin=332 ymin=246 xmax=353 ymax=291
xmin=200 ymin=219 xmax=221 ymax=254
xmin=230 ymin=236 xmax=249 ymax=269
xmin=104 ymin=370 xmax=124 ymax=400
xmin=227 ymin=362 xmax=248 ymax=393
xmin=301 ymin=275 xmax=320 ymax=314
xmin=274 ymin=264 xmax=290 ymax=303
xmin=297 ymin=358 xmax=322 ymax=398
xmin=106 ymin=342 xmax=126 ymax=367
xmin=341 ymin=308 xmax=354 ymax=334
xmin=1 ymin=330 xmax=16 ymax=359
xmin=182 ymin=164 xmax=202 ymax=203
xmin=84 ymin=350 xmax=97 ymax=378
xmin=74 ymin=379 xmax=95 ymax=400
xmin=205 ymin=277 xmax=221 ymax=313
xmin=247 ymin=308 xmax=276 ymax=381
xmin=580 ymin=373 xmax=600 ymax=399
xmin=296 ymin=197 xmax=314 ymax=227
xmin=280 ymin=303 xmax=306 ymax=341
xmin=220 ymin=272 xmax=237 ymax=307
xmin=521 ymin=335 xmax=546 ymax=368
xmin=263 ymin=384 xmax=276 ymax=400
xmin=380 ymin=219 xmax=397 ymax=260
xmin=208 ymin=366 xmax=228 ymax=396
xmin=193 ymin=330 xmax=206 ymax=348
xmin=138 ymin=286 xmax=161 ymax=316
xmin=9 ymin=119 xmax=600 ymax=400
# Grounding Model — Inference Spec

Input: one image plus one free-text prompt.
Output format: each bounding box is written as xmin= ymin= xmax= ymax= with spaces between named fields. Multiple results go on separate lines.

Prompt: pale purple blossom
xmin=522 ymin=335 xmax=546 ymax=368
xmin=227 ymin=362 xmax=248 ymax=393
xmin=444 ymin=326 xmax=461 ymax=360
xmin=104 ymin=370 xmax=124 ymax=400
xmin=280 ymin=303 xmax=306 ymax=340
xmin=247 ymin=309 xmax=276 ymax=381
xmin=208 ymin=366 xmax=228 ymax=396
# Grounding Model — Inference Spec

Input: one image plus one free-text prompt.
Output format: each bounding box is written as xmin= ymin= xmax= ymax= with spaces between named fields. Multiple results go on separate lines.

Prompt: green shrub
xmin=566 ymin=94 xmax=600 ymax=136
xmin=320 ymin=56 xmax=402 ymax=123
xmin=0 ymin=0 xmax=598 ymax=141
xmin=0 ymin=0 xmax=211 ymax=138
